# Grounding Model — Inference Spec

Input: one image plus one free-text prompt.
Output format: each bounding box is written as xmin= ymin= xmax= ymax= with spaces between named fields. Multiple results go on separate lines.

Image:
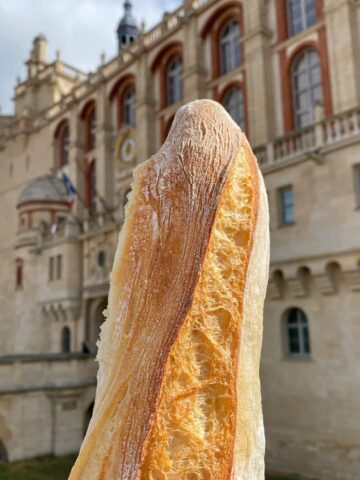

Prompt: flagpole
xmin=49 ymin=167 xmax=84 ymax=231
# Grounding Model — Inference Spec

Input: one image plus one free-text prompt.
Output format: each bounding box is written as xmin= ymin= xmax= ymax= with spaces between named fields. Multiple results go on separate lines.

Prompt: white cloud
xmin=0 ymin=0 xmax=179 ymax=114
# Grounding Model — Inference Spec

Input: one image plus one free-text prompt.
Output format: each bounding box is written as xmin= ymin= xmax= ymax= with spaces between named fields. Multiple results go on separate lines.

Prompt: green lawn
xmin=0 ymin=455 xmax=76 ymax=480
xmin=0 ymin=455 xmax=291 ymax=480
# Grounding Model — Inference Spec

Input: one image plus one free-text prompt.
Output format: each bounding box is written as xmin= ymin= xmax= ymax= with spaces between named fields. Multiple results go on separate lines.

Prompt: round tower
xmin=16 ymin=175 xmax=70 ymax=248
xmin=117 ymin=0 xmax=139 ymax=51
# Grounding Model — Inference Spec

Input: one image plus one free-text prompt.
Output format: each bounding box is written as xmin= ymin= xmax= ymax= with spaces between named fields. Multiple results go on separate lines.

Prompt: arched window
xmin=219 ymin=19 xmax=241 ymax=75
xmin=292 ymin=48 xmax=323 ymax=128
xmin=287 ymin=0 xmax=317 ymax=36
xmin=61 ymin=327 xmax=71 ymax=353
xmin=55 ymin=121 xmax=70 ymax=168
xmin=86 ymin=160 xmax=96 ymax=216
xmin=88 ymin=108 xmax=96 ymax=151
xmin=123 ymin=86 xmax=136 ymax=127
xmin=82 ymin=103 xmax=96 ymax=152
xmin=222 ymin=87 xmax=245 ymax=130
xmin=285 ymin=308 xmax=311 ymax=355
xmin=167 ymin=56 xmax=183 ymax=106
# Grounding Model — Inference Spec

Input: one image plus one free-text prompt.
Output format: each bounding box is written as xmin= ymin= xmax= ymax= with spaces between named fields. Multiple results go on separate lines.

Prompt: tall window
xmin=49 ymin=255 xmax=62 ymax=281
xmin=167 ymin=56 xmax=183 ymax=105
xmin=123 ymin=86 xmax=136 ymax=127
xmin=56 ymin=121 xmax=70 ymax=168
xmin=49 ymin=256 xmax=54 ymax=281
xmin=285 ymin=308 xmax=311 ymax=356
xmin=220 ymin=19 xmax=241 ymax=75
xmin=292 ymin=49 xmax=323 ymax=128
xmin=89 ymin=108 xmax=96 ymax=150
xmin=56 ymin=255 xmax=62 ymax=280
xmin=223 ymin=87 xmax=245 ymax=130
xmin=278 ymin=185 xmax=295 ymax=225
xmin=61 ymin=327 xmax=71 ymax=353
xmin=287 ymin=0 xmax=317 ymax=37
xmin=87 ymin=160 xmax=97 ymax=216
xmin=83 ymin=103 xmax=96 ymax=152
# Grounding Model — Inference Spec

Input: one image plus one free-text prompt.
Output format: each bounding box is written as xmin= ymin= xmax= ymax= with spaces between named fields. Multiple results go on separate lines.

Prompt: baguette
xmin=69 ymin=99 xmax=269 ymax=480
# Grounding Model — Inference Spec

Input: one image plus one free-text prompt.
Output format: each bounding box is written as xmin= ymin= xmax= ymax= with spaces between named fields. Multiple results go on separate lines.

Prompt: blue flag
xmin=61 ymin=172 xmax=77 ymax=207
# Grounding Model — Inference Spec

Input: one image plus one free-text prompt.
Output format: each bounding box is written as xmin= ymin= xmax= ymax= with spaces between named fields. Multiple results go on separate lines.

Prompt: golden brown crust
xmin=137 ymin=142 xmax=260 ymax=480
xmin=69 ymin=100 xmax=251 ymax=480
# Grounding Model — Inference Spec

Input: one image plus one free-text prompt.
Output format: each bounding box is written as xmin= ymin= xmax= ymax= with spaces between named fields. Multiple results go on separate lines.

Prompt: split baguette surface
xmin=69 ymin=100 xmax=270 ymax=480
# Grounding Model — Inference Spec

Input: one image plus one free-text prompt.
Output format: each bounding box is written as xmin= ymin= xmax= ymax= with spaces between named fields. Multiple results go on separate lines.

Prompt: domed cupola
xmin=16 ymin=175 xmax=70 ymax=245
xmin=117 ymin=0 xmax=139 ymax=51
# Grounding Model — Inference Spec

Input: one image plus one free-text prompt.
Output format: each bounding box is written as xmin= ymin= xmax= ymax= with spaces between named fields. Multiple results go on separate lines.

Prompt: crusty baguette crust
xmin=69 ymin=100 xmax=269 ymax=480
xmin=138 ymin=142 xmax=260 ymax=479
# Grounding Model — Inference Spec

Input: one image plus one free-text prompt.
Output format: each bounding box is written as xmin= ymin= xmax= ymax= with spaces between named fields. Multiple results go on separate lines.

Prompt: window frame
xmin=81 ymin=102 xmax=97 ymax=153
xmin=287 ymin=0 xmax=317 ymax=37
xmin=219 ymin=17 xmax=242 ymax=76
xmin=222 ymin=85 xmax=246 ymax=131
xmin=61 ymin=326 xmax=71 ymax=353
xmin=291 ymin=48 xmax=323 ymax=129
xmin=166 ymin=55 xmax=183 ymax=106
xmin=55 ymin=120 xmax=70 ymax=169
xmin=49 ymin=256 xmax=54 ymax=282
xmin=284 ymin=307 xmax=311 ymax=357
xmin=56 ymin=254 xmax=62 ymax=280
xmin=86 ymin=159 xmax=97 ymax=216
xmin=122 ymin=85 xmax=136 ymax=128
xmin=278 ymin=185 xmax=295 ymax=226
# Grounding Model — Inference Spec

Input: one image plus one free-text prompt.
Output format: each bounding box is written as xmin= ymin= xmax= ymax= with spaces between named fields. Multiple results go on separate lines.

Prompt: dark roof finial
xmin=117 ymin=0 xmax=139 ymax=51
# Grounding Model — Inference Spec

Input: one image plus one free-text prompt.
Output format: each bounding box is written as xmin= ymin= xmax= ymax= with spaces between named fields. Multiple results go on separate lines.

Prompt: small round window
xmin=97 ymin=250 xmax=106 ymax=267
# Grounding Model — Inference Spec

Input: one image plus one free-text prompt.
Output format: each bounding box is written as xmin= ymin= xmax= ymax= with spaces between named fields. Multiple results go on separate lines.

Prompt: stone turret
xmin=27 ymin=34 xmax=48 ymax=78
xmin=117 ymin=0 xmax=139 ymax=51
xmin=16 ymin=175 xmax=70 ymax=248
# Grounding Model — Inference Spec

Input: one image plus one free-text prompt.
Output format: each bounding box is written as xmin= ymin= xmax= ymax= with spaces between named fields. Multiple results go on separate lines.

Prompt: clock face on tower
xmin=120 ymin=137 xmax=136 ymax=163
xmin=114 ymin=127 xmax=137 ymax=165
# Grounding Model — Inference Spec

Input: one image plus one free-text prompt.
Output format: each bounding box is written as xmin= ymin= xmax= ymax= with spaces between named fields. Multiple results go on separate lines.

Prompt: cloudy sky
xmin=0 ymin=0 xmax=179 ymax=114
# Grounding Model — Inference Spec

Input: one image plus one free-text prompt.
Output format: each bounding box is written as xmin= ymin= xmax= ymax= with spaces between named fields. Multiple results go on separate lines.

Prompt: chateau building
xmin=0 ymin=0 xmax=359 ymax=477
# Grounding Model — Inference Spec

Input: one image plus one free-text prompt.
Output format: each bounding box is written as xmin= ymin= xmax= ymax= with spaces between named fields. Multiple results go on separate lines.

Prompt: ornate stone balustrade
xmin=254 ymin=107 xmax=360 ymax=170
